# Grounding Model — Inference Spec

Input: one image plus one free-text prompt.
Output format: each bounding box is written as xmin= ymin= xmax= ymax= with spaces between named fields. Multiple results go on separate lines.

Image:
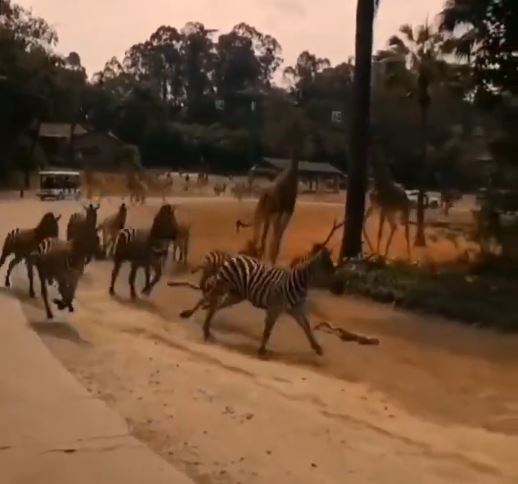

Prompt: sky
xmin=17 ymin=0 xmax=446 ymax=80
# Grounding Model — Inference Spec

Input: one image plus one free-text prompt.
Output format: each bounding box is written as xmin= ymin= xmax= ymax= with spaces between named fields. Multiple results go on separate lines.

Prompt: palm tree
xmin=340 ymin=0 xmax=380 ymax=259
xmin=376 ymin=21 xmax=448 ymax=246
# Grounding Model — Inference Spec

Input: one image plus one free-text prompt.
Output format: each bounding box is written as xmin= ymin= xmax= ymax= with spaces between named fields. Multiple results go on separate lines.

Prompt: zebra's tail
xmin=167 ymin=281 xmax=201 ymax=290
xmin=0 ymin=230 xmax=18 ymax=268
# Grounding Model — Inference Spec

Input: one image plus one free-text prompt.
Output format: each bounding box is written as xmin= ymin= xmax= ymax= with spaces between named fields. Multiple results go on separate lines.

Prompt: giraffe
xmin=363 ymin=150 xmax=411 ymax=259
xmin=237 ymin=154 xmax=299 ymax=264
xmin=83 ymin=168 xmax=106 ymax=201
xmin=126 ymin=171 xmax=147 ymax=205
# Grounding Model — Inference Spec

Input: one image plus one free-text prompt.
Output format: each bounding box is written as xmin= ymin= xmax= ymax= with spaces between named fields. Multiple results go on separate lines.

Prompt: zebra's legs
xmin=258 ymin=307 xmax=282 ymax=356
xmin=142 ymin=258 xmax=161 ymax=296
xmin=109 ymin=259 xmax=123 ymax=295
xmin=5 ymin=254 xmax=22 ymax=288
xmin=128 ymin=262 xmax=138 ymax=299
xmin=288 ymin=305 xmax=323 ymax=355
xmin=26 ymin=259 xmax=35 ymax=298
xmin=38 ymin=269 xmax=53 ymax=319
xmin=202 ymin=293 xmax=243 ymax=341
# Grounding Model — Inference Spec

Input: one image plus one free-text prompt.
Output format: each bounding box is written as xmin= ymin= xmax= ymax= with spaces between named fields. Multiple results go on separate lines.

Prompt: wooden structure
xmin=250 ymin=157 xmax=345 ymax=192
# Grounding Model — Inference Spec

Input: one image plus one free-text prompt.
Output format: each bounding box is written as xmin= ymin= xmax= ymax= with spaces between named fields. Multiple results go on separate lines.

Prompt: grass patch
xmin=331 ymin=257 xmax=518 ymax=332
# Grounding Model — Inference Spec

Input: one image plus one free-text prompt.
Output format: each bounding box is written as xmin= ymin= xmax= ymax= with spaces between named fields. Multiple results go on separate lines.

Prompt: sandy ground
xmin=2 ymin=195 xmax=518 ymax=484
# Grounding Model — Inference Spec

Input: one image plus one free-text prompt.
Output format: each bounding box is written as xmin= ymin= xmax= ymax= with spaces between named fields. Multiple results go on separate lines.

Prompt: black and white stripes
xmin=179 ymin=248 xmax=335 ymax=355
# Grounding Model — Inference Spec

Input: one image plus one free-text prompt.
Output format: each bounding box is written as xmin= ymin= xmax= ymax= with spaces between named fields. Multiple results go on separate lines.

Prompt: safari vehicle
xmin=38 ymin=170 xmax=81 ymax=201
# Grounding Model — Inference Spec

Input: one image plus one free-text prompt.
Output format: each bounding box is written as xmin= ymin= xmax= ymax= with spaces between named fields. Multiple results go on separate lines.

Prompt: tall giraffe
xmin=237 ymin=154 xmax=299 ymax=264
xmin=363 ymin=150 xmax=411 ymax=259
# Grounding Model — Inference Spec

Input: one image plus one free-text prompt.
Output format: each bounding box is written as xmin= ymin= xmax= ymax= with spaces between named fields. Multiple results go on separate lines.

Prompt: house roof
xmin=39 ymin=123 xmax=88 ymax=138
xmin=258 ymin=157 xmax=345 ymax=176
xmin=75 ymin=130 xmax=122 ymax=142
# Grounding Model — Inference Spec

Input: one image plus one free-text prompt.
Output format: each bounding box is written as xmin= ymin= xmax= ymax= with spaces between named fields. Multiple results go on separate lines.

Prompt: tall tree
xmin=378 ymin=22 xmax=449 ymax=246
xmin=340 ymin=0 xmax=379 ymax=259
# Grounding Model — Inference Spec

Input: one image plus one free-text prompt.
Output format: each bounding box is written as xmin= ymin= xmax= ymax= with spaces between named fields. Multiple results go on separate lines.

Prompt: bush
xmin=332 ymin=258 xmax=518 ymax=331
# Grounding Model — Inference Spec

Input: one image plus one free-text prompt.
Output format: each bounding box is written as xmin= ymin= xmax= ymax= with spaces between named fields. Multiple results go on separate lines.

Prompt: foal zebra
xmin=0 ymin=212 xmax=61 ymax=297
xmin=179 ymin=248 xmax=335 ymax=356
xmin=109 ymin=204 xmax=178 ymax=299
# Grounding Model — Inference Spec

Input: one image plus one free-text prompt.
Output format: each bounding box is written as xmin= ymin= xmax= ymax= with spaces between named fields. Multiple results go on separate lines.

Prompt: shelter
xmin=249 ymin=157 xmax=346 ymax=192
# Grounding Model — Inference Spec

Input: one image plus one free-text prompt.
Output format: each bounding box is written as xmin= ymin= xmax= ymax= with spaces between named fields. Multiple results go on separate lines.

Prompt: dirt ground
xmin=2 ymin=195 xmax=518 ymax=484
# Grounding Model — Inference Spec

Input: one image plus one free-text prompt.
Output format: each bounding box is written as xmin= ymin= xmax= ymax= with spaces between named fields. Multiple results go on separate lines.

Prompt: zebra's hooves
xmin=314 ymin=344 xmax=324 ymax=356
xmin=179 ymin=310 xmax=192 ymax=319
xmin=257 ymin=347 xmax=268 ymax=358
xmin=5 ymin=281 xmax=10 ymax=288
xmin=109 ymin=288 xmax=115 ymax=296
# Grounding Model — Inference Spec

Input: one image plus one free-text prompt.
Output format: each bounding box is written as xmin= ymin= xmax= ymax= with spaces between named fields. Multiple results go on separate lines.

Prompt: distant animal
xmin=97 ymin=202 xmax=128 ymax=257
xmin=109 ymin=204 xmax=179 ymax=299
xmin=0 ymin=212 xmax=61 ymax=297
xmin=67 ymin=203 xmax=103 ymax=264
xmin=178 ymin=248 xmax=335 ymax=356
xmin=213 ymin=182 xmax=227 ymax=196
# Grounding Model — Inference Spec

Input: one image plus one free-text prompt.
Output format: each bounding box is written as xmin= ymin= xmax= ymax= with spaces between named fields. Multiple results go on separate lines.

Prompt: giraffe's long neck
xmin=371 ymin=157 xmax=394 ymax=192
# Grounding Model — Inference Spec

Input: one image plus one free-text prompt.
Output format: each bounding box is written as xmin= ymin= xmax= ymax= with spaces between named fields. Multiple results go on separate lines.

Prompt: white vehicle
xmin=405 ymin=190 xmax=440 ymax=209
xmin=38 ymin=170 xmax=81 ymax=201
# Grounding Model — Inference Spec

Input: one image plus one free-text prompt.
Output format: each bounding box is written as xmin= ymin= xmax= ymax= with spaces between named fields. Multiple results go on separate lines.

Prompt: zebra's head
xmin=36 ymin=212 xmax=61 ymax=239
xmin=306 ymin=247 xmax=336 ymax=287
xmin=83 ymin=202 xmax=100 ymax=227
xmin=150 ymin=204 xmax=179 ymax=241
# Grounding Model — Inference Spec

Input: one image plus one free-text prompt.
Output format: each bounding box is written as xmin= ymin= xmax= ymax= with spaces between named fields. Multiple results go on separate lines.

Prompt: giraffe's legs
xmin=402 ymin=209 xmax=411 ymax=260
xmin=376 ymin=210 xmax=386 ymax=254
xmin=269 ymin=212 xmax=291 ymax=265
xmin=384 ymin=213 xmax=397 ymax=258
xmin=362 ymin=205 xmax=375 ymax=253
xmin=259 ymin=217 xmax=271 ymax=260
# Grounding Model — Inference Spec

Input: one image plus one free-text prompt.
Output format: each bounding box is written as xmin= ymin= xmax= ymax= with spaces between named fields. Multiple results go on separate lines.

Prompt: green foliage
xmin=332 ymin=258 xmax=518 ymax=331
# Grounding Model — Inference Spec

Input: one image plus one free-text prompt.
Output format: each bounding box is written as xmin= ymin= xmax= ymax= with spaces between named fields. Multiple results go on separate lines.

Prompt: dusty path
xmin=2 ymin=197 xmax=518 ymax=484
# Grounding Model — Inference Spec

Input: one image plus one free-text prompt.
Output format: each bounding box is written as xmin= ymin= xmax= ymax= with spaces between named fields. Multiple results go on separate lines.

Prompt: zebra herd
xmin=0 ymin=202 xmax=340 ymax=356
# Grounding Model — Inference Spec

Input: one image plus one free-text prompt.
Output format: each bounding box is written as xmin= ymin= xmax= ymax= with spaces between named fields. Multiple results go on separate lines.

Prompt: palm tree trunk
xmin=340 ymin=0 xmax=375 ymax=260
xmin=414 ymin=104 xmax=428 ymax=247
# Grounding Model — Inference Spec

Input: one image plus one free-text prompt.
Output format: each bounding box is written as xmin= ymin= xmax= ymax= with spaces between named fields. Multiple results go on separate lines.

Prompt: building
xmin=38 ymin=122 xmax=88 ymax=166
xmin=249 ymin=157 xmax=346 ymax=192
xmin=74 ymin=131 xmax=125 ymax=170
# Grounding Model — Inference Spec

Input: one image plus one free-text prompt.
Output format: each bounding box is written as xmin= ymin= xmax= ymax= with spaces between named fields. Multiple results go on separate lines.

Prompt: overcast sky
xmin=17 ymin=0 xmax=446 ymax=79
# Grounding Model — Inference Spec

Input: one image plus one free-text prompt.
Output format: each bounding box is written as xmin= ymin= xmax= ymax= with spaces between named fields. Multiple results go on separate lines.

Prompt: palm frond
xmin=399 ymin=24 xmax=414 ymax=42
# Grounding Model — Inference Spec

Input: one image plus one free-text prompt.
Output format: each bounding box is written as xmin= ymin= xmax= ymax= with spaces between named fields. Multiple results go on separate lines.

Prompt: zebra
xmin=109 ymin=204 xmax=178 ymax=299
xmin=0 ymin=212 xmax=61 ymax=297
xmin=289 ymin=219 xmax=344 ymax=268
xmin=97 ymin=202 xmax=127 ymax=258
xmin=67 ymin=203 xmax=102 ymax=263
xmin=178 ymin=248 xmax=335 ymax=356
xmin=30 ymin=237 xmax=86 ymax=319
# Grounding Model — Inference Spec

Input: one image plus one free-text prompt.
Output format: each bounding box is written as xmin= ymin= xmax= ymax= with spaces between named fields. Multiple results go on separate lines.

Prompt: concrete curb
xmin=0 ymin=292 xmax=194 ymax=484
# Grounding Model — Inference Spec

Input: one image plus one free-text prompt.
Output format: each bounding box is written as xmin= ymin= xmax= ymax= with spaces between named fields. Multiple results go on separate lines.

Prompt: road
xmin=1 ymin=196 xmax=517 ymax=484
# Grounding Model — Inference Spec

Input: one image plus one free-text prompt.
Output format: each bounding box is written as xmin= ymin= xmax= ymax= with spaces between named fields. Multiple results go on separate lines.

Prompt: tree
xmin=340 ymin=0 xmax=379 ymax=260
xmin=440 ymin=0 xmax=518 ymax=97
xmin=377 ymin=22 xmax=449 ymax=246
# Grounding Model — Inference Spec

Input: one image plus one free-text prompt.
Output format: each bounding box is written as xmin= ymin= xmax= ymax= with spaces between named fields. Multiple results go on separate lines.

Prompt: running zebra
xmin=109 ymin=204 xmax=178 ymax=299
xmin=67 ymin=203 xmax=102 ymax=263
xmin=30 ymin=237 xmax=86 ymax=319
xmin=179 ymin=248 xmax=335 ymax=356
xmin=0 ymin=212 xmax=61 ymax=297
xmin=97 ymin=202 xmax=128 ymax=257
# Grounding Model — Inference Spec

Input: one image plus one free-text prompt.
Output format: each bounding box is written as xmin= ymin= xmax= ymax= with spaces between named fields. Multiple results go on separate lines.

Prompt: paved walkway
xmin=0 ymin=292 xmax=194 ymax=484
